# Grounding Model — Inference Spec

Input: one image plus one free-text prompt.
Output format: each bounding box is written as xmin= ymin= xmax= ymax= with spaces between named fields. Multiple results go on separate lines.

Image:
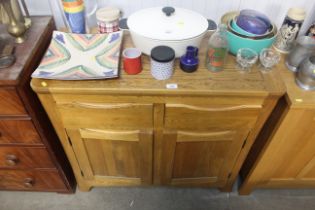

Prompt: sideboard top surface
xmin=0 ymin=16 xmax=53 ymax=86
xmin=278 ymin=60 xmax=315 ymax=108
xmin=31 ymin=34 xmax=285 ymax=97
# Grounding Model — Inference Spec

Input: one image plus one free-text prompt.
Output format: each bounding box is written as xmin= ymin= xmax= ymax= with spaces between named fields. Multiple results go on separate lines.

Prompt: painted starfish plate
xmin=32 ymin=31 xmax=123 ymax=80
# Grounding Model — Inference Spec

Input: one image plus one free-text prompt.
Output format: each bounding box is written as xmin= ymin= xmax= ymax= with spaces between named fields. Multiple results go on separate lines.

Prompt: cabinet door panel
xmin=84 ymin=139 xmax=140 ymax=177
xmin=67 ymin=128 xmax=153 ymax=185
xmin=173 ymin=141 xmax=229 ymax=178
xmin=162 ymin=129 xmax=249 ymax=187
xmin=265 ymin=109 xmax=315 ymax=180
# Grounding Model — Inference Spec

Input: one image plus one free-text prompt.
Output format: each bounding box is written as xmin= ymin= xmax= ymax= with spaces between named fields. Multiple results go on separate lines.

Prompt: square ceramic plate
xmin=32 ymin=30 xmax=123 ymax=80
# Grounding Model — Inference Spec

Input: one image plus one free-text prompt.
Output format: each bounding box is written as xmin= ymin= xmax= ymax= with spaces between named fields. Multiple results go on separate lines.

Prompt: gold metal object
xmin=0 ymin=0 xmax=31 ymax=30
xmin=0 ymin=4 xmax=9 ymax=24
xmin=11 ymin=0 xmax=24 ymax=24
xmin=2 ymin=0 xmax=26 ymax=43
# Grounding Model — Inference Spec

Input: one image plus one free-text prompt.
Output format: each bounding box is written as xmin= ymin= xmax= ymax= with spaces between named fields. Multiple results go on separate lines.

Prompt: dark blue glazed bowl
xmin=236 ymin=15 xmax=269 ymax=35
xmin=240 ymin=9 xmax=271 ymax=29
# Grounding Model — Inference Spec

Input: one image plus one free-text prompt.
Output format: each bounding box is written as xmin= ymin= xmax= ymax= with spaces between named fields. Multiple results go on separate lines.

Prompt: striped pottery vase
xmin=62 ymin=0 xmax=86 ymax=33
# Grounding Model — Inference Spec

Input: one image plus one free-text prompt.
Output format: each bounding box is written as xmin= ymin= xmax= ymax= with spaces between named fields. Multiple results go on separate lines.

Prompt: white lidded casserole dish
xmin=127 ymin=6 xmax=210 ymax=57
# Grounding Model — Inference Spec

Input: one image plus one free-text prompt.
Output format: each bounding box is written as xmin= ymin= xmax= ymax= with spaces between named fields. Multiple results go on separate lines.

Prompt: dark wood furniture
xmin=31 ymin=34 xmax=285 ymax=191
xmin=0 ymin=16 xmax=75 ymax=192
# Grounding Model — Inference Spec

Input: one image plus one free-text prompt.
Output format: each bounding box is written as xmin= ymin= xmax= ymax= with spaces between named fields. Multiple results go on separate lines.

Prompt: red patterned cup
xmin=123 ymin=48 xmax=142 ymax=75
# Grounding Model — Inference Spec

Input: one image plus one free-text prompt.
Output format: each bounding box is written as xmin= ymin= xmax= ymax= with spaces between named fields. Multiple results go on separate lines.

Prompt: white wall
xmin=25 ymin=0 xmax=51 ymax=15
xmin=25 ymin=0 xmax=315 ymax=34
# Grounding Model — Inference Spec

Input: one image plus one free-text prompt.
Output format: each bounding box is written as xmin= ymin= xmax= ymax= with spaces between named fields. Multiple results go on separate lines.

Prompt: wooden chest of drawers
xmin=31 ymin=35 xmax=285 ymax=191
xmin=0 ymin=17 xmax=75 ymax=193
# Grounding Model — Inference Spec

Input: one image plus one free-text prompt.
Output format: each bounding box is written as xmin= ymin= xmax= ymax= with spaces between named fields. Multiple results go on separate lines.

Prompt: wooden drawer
xmin=0 ymin=89 xmax=27 ymax=116
xmin=0 ymin=169 xmax=66 ymax=191
xmin=0 ymin=147 xmax=55 ymax=169
xmin=56 ymin=101 xmax=153 ymax=129
xmin=0 ymin=119 xmax=42 ymax=145
xmin=164 ymin=102 xmax=263 ymax=131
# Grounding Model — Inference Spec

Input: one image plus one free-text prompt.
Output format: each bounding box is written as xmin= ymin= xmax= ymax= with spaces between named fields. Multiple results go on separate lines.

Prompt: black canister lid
xmin=151 ymin=46 xmax=175 ymax=62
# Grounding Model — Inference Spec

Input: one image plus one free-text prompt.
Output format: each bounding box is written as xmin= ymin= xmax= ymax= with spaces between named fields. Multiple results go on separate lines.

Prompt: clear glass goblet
xmin=236 ymin=48 xmax=258 ymax=71
xmin=259 ymin=48 xmax=281 ymax=71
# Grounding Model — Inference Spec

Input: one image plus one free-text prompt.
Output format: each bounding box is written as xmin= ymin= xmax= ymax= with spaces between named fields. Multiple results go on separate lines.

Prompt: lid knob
xmin=162 ymin=7 xmax=175 ymax=16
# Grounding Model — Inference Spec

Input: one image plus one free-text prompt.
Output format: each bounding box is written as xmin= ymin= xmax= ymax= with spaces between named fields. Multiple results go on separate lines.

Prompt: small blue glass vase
xmin=180 ymin=46 xmax=199 ymax=73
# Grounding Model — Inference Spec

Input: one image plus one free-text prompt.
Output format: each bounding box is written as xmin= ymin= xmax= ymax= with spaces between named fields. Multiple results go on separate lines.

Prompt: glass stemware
xmin=236 ymin=48 xmax=258 ymax=71
xmin=260 ymin=48 xmax=281 ymax=70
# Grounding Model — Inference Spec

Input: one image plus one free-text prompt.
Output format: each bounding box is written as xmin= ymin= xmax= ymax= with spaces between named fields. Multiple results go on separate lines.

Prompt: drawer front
xmin=0 ymin=89 xmax=27 ymax=116
xmin=57 ymin=101 xmax=153 ymax=129
xmin=0 ymin=120 xmax=42 ymax=145
xmin=164 ymin=103 xmax=263 ymax=131
xmin=0 ymin=147 xmax=55 ymax=169
xmin=0 ymin=169 xmax=66 ymax=191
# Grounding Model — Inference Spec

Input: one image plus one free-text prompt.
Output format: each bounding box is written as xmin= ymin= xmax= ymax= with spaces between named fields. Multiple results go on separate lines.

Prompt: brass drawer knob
xmin=5 ymin=154 xmax=19 ymax=166
xmin=23 ymin=178 xmax=34 ymax=188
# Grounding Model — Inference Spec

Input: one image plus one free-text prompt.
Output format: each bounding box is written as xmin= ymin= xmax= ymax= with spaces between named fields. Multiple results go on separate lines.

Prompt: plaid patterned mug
xmin=96 ymin=7 xmax=120 ymax=33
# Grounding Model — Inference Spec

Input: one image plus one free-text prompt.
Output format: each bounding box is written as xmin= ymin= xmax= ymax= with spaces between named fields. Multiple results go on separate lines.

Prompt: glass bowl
xmin=259 ymin=48 xmax=281 ymax=70
xmin=236 ymin=48 xmax=258 ymax=70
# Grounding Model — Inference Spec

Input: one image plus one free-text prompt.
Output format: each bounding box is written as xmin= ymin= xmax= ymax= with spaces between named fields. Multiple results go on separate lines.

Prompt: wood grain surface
xmin=0 ymin=119 xmax=42 ymax=145
xmin=239 ymin=58 xmax=315 ymax=195
xmin=31 ymin=34 xmax=285 ymax=96
xmin=0 ymin=89 xmax=27 ymax=116
xmin=31 ymin=33 xmax=286 ymax=191
xmin=0 ymin=169 xmax=66 ymax=191
xmin=0 ymin=17 xmax=54 ymax=85
xmin=0 ymin=146 xmax=55 ymax=169
xmin=0 ymin=17 xmax=75 ymax=193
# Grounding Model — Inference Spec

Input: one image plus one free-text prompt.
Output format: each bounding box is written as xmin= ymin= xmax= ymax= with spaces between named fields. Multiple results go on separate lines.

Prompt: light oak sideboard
xmin=239 ymin=57 xmax=315 ymax=195
xmin=31 ymin=35 xmax=285 ymax=191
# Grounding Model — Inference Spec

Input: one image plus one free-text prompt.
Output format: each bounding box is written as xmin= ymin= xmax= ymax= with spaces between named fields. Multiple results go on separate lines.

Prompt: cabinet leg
xmin=238 ymin=183 xmax=253 ymax=195
xmin=77 ymin=182 xmax=92 ymax=192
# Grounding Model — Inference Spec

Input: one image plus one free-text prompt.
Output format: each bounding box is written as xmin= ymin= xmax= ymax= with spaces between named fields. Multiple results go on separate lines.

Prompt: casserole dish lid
xmin=127 ymin=7 xmax=208 ymax=41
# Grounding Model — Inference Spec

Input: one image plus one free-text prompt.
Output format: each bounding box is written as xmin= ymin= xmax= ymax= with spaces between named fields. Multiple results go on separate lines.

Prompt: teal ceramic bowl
xmin=227 ymin=25 xmax=277 ymax=55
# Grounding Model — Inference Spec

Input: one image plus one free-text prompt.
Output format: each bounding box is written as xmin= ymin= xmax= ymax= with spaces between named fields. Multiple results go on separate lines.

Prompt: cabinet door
xmin=162 ymin=128 xmax=249 ymax=187
xmin=159 ymin=102 xmax=261 ymax=186
xmin=66 ymin=128 xmax=153 ymax=186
